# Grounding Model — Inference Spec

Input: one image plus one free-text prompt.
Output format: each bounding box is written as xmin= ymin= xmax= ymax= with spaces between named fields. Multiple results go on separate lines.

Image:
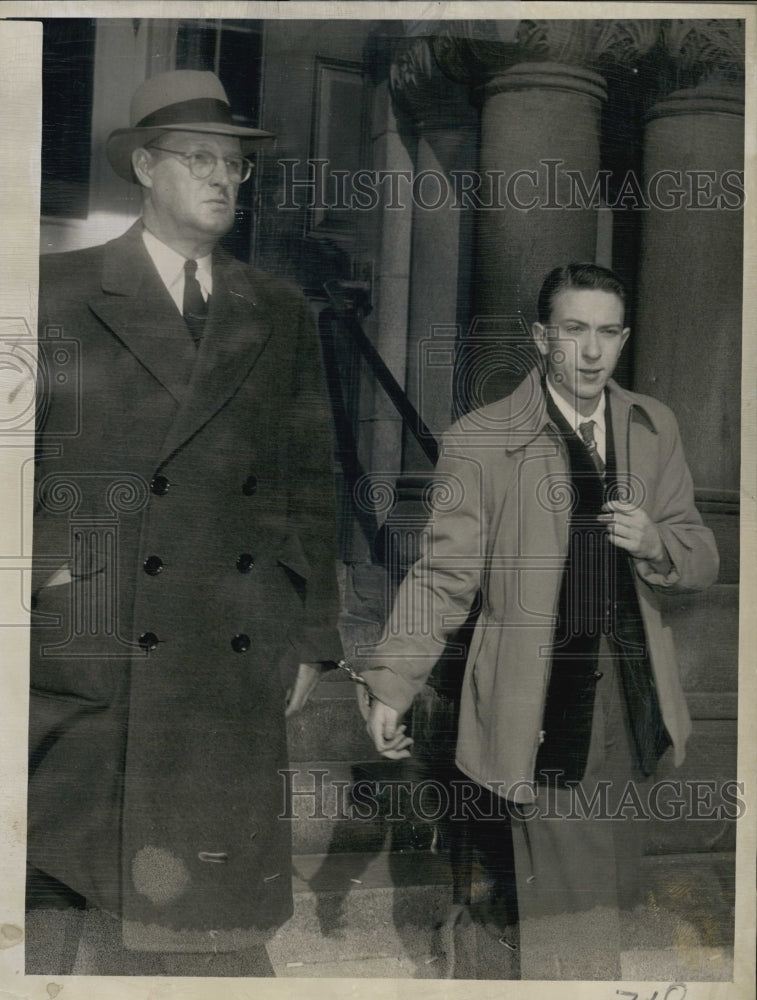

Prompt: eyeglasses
xmin=146 ymin=145 xmax=253 ymax=183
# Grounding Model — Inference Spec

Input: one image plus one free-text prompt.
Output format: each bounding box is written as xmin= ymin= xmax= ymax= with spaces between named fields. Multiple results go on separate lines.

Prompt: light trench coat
xmin=362 ymin=368 xmax=719 ymax=803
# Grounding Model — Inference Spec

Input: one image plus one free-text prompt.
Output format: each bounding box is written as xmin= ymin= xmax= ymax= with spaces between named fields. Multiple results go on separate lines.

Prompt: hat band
xmin=136 ymin=97 xmax=235 ymax=129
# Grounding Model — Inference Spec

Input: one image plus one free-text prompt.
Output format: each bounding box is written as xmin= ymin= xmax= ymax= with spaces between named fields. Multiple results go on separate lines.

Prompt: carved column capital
xmin=589 ymin=19 xmax=663 ymax=71
xmin=389 ymin=35 xmax=468 ymax=128
xmin=648 ymin=19 xmax=745 ymax=119
xmin=517 ymin=18 xmax=661 ymax=71
xmin=429 ymin=19 xmax=520 ymax=85
xmin=430 ymin=19 xmax=661 ymax=98
xmin=663 ymin=18 xmax=745 ymax=83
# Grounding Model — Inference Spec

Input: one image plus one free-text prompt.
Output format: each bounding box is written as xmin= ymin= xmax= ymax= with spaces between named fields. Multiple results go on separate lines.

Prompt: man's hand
xmin=284 ymin=662 xmax=326 ymax=717
xmin=355 ymin=685 xmax=413 ymax=759
xmin=598 ymin=501 xmax=666 ymax=562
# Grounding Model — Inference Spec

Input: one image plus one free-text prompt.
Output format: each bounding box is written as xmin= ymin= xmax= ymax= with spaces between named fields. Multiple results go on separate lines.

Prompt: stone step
xmin=269 ymin=849 xmax=734 ymax=979
xmin=700 ymin=509 xmax=738 ymax=584
xmin=24 ymin=850 xmax=734 ymax=979
xmin=686 ymin=692 xmax=738 ymax=719
xmin=286 ymin=674 xmax=380 ymax=762
xmin=269 ymin=849 xmax=457 ymax=978
xmin=666 ymin=584 xmax=738 ymax=694
xmin=286 ymin=759 xmax=435 ymax=856
xmin=647 ymin=718 xmax=739 ymax=855
xmin=287 ymin=708 xmax=737 ymax=857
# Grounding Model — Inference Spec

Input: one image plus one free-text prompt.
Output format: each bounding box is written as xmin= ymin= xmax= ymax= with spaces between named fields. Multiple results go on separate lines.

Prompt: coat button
xmin=139 ymin=631 xmax=159 ymax=651
xmin=236 ymin=553 xmax=254 ymax=573
xmin=231 ymin=633 xmax=251 ymax=653
xmin=151 ymin=475 xmax=170 ymax=496
xmin=242 ymin=474 xmax=258 ymax=496
xmin=143 ymin=555 xmax=164 ymax=576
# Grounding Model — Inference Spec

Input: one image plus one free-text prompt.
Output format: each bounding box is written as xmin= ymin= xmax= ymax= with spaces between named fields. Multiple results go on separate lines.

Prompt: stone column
xmin=633 ymin=27 xmax=743 ymax=941
xmin=433 ymin=19 xmax=660 ymax=405
xmin=389 ymin=35 xmax=478 ymax=468
xmin=633 ymin=20 xmax=744 ymax=493
xmin=358 ymin=73 xmax=414 ymax=494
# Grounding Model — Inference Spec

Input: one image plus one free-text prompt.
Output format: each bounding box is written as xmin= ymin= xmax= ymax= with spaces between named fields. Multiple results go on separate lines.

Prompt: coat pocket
xmin=276 ymin=533 xmax=311 ymax=604
xmin=468 ymin=619 xmax=501 ymax=720
xmin=30 ymin=578 xmax=121 ymax=705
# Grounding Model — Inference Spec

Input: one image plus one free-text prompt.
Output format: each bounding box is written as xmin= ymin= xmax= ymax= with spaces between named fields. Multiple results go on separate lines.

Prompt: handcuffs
xmin=335 ymin=658 xmax=374 ymax=717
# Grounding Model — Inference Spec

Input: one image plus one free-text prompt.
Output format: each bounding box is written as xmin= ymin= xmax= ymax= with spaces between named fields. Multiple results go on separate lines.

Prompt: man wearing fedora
xmin=27 ymin=70 xmax=342 ymax=975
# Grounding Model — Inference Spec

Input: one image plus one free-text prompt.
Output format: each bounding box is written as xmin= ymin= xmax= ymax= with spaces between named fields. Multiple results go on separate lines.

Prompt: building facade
xmin=37 ymin=14 xmax=744 ymax=977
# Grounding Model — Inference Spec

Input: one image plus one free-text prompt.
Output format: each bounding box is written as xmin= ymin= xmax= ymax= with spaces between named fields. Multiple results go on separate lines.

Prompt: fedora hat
xmin=106 ymin=70 xmax=275 ymax=182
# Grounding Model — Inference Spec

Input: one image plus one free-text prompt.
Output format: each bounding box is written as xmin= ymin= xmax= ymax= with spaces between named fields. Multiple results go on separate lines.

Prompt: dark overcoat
xmin=28 ymin=221 xmax=342 ymax=950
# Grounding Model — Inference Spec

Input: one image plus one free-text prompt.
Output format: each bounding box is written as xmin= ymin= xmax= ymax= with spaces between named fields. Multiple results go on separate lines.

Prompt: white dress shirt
xmin=546 ymin=376 xmax=606 ymax=464
xmin=142 ymin=228 xmax=212 ymax=314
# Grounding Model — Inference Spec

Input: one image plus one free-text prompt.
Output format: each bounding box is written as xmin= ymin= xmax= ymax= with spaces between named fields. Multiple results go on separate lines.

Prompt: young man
xmin=359 ymin=262 xmax=718 ymax=978
xmin=28 ymin=70 xmax=342 ymax=975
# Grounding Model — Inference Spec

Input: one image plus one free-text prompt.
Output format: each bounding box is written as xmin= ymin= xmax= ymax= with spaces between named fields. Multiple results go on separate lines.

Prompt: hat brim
xmin=106 ymin=123 xmax=276 ymax=183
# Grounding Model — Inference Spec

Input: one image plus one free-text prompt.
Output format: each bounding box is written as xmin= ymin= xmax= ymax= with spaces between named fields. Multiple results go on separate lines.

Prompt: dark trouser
xmin=512 ymin=638 xmax=650 ymax=979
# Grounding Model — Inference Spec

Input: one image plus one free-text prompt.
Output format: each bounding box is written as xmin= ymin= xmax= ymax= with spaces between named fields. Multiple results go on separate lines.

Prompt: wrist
xmin=643 ymin=524 xmax=664 ymax=562
xmin=647 ymin=539 xmax=671 ymax=570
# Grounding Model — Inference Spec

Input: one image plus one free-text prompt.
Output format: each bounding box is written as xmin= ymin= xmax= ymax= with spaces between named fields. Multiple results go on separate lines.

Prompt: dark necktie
xmin=578 ymin=419 xmax=605 ymax=476
xmin=183 ymin=259 xmax=207 ymax=346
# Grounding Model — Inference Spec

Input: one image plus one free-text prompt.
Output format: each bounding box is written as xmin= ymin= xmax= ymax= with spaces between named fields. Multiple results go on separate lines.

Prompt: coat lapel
xmin=156 ymin=252 xmax=275 ymax=463
xmin=499 ymin=373 xmax=662 ymax=487
xmin=607 ymin=379 xmax=660 ymax=504
xmin=88 ymin=222 xmax=197 ymax=401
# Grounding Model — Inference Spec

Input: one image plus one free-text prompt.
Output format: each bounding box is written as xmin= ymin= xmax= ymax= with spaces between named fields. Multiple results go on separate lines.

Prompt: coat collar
xmin=92 ymin=221 xmax=198 ymax=399
xmin=90 ymin=220 xmax=274 ymax=464
xmin=100 ymin=219 xmax=145 ymax=295
xmin=498 ymin=367 xmax=660 ymax=454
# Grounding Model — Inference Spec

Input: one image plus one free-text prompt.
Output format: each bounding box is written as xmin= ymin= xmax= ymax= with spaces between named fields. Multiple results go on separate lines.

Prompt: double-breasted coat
xmin=28 ymin=221 xmax=342 ymax=950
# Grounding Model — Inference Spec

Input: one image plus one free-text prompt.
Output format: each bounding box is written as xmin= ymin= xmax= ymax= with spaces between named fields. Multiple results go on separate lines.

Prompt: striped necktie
xmin=182 ymin=259 xmax=208 ymax=346
xmin=578 ymin=419 xmax=605 ymax=476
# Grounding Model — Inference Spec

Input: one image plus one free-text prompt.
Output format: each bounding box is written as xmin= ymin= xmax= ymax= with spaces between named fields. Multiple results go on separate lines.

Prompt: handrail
xmin=317 ymin=307 xmax=380 ymax=546
xmin=321 ymin=287 xmax=440 ymax=467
